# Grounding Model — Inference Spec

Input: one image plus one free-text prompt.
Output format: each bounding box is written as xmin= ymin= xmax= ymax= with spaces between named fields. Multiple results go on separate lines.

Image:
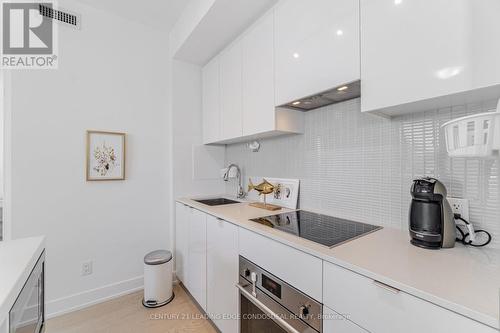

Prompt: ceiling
xmin=76 ymin=0 xmax=189 ymax=30
xmin=174 ymin=0 xmax=277 ymax=65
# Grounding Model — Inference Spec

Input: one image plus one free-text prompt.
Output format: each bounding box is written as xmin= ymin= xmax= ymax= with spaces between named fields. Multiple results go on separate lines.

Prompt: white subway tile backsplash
xmin=225 ymin=98 xmax=500 ymax=248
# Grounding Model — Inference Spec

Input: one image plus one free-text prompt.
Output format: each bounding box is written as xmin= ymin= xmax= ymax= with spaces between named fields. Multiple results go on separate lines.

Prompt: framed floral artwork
xmin=86 ymin=131 xmax=126 ymax=181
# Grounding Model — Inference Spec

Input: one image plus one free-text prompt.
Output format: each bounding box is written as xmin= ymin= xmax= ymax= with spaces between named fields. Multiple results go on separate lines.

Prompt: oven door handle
xmin=236 ymin=283 xmax=301 ymax=333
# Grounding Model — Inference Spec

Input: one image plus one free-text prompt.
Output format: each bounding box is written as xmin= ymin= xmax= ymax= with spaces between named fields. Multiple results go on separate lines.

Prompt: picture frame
xmin=86 ymin=130 xmax=126 ymax=181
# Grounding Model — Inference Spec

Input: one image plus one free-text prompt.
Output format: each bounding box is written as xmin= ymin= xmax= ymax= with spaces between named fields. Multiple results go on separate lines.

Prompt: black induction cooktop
xmin=250 ymin=210 xmax=382 ymax=248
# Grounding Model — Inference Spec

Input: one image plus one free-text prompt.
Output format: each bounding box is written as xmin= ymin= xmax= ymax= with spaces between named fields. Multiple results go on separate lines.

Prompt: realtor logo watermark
xmin=1 ymin=0 xmax=58 ymax=69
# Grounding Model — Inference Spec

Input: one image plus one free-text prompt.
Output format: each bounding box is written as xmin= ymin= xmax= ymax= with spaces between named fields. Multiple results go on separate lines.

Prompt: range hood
xmin=281 ymin=80 xmax=360 ymax=111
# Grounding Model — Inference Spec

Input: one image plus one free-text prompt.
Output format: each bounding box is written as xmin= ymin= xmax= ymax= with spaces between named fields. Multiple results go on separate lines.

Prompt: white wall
xmin=171 ymin=59 xmax=225 ymax=199
xmin=169 ymin=0 xmax=216 ymax=57
xmin=7 ymin=0 xmax=171 ymax=316
xmin=169 ymin=58 xmax=225 ymax=283
xmin=0 ymin=70 xmax=4 ymax=241
xmin=170 ymin=59 xmax=225 ymax=280
xmin=0 ymin=70 xmax=3 ymax=200
xmin=2 ymin=70 xmax=11 ymax=243
xmin=0 ymin=317 xmax=6 ymax=333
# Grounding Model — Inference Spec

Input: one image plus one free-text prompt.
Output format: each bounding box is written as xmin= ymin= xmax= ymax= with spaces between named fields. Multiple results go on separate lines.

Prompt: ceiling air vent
xmin=39 ymin=4 xmax=81 ymax=29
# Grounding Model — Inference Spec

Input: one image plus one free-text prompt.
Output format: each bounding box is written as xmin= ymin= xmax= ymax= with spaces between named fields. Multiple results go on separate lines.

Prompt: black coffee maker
xmin=409 ymin=177 xmax=455 ymax=249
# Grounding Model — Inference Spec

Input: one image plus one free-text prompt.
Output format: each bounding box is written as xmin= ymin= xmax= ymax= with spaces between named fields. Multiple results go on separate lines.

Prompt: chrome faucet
xmin=223 ymin=164 xmax=246 ymax=199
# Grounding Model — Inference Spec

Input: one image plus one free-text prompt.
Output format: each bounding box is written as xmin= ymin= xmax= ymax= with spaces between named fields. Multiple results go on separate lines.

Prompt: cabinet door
xmin=202 ymin=56 xmax=221 ymax=144
xmin=187 ymin=209 xmax=207 ymax=310
xmin=220 ymin=42 xmax=243 ymax=140
xmin=175 ymin=202 xmax=189 ymax=284
xmin=242 ymin=11 xmax=275 ymax=136
xmin=239 ymin=228 xmax=323 ymax=301
xmin=206 ymin=216 xmax=239 ymax=333
xmin=323 ymin=306 xmax=368 ymax=333
xmin=323 ymin=261 xmax=497 ymax=333
xmin=361 ymin=0 xmax=500 ymax=113
xmin=274 ymin=0 xmax=360 ymax=106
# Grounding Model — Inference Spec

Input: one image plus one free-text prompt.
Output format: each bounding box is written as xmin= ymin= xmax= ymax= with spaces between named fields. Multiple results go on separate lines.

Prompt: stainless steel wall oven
xmin=237 ymin=256 xmax=322 ymax=333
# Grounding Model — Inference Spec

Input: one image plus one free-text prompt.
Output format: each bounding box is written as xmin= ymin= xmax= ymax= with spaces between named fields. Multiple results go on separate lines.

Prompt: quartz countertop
xmin=0 ymin=237 xmax=45 ymax=325
xmin=177 ymin=197 xmax=500 ymax=329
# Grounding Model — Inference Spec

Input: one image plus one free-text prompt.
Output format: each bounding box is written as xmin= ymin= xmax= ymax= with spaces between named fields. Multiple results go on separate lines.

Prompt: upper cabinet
xmin=274 ymin=0 xmax=360 ymax=106
xmin=198 ymin=0 xmax=500 ymax=141
xmin=242 ymin=11 xmax=276 ymax=136
xmin=202 ymin=57 xmax=221 ymax=144
xmin=202 ymin=8 xmax=303 ymax=145
xmin=202 ymin=0 xmax=362 ymax=145
xmin=220 ymin=42 xmax=244 ymax=140
xmin=361 ymin=0 xmax=500 ymax=116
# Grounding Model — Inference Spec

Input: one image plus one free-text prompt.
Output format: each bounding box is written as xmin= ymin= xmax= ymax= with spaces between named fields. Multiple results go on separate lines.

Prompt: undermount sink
xmin=194 ymin=198 xmax=240 ymax=206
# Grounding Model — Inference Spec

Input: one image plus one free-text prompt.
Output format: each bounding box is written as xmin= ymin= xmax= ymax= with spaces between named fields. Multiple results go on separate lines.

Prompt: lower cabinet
xmin=186 ymin=208 xmax=207 ymax=310
xmin=206 ymin=215 xmax=239 ymax=333
xmin=323 ymin=306 xmax=367 ymax=333
xmin=239 ymin=227 xmax=323 ymax=302
xmin=174 ymin=202 xmax=189 ymax=284
xmin=175 ymin=203 xmax=239 ymax=333
xmin=323 ymin=261 xmax=498 ymax=333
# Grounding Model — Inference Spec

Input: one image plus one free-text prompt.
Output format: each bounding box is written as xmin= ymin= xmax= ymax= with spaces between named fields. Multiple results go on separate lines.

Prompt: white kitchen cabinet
xmin=242 ymin=10 xmax=275 ymax=136
xmin=274 ymin=0 xmax=360 ymax=106
xmin=174 ymin=202 xmax=189 ymax=284
xmin=220 ymin=42 xmax=243 ymax=140
xmin=323 ymin=261 xmax=498 ymax=333
xmin=239 ymin=227 xmax=323 ymax=302
xmin=201 ymin=7 xmax=304 ymax=145
xmin=206 ymin=216 xmax=239 ymax=333
xmin=323 ymin=306 xmax=368 ymax=333
xmin=361 ymin=0 xmax=500 ymax=116
xmin=186 ymin=208 xmax=207 ymax=310
xmin=202 ymin=56 xmax=221 ymax=144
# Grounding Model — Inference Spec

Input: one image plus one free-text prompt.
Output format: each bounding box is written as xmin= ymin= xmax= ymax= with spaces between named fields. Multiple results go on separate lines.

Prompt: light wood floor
xmin=46 ymin=285 xmax=218 ymax=333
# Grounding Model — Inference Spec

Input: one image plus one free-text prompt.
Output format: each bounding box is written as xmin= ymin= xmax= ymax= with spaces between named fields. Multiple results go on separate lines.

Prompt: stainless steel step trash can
xmin=143 ymin=250 xmax=174 ymax=308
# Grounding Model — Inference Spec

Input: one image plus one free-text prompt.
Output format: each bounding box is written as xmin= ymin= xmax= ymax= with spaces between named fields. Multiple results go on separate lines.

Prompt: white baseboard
xmin=46 ymin=276 xmax=144 ymax=319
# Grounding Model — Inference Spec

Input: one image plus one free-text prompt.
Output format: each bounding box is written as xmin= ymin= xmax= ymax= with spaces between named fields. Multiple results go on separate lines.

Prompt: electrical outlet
xmin=273 ymin=184 xmax=283 ymax=199
xmin=448 ymin=197 xmax=470 ymax=222
xmin=82 ymin=261 xmax=93 ymax=276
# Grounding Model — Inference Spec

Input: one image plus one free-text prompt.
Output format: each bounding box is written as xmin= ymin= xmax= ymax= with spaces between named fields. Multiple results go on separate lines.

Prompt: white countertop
xmin=177 ymin=197 xmax=500 ymax=329
xmin=0 ymin=237 xmax=45 ymax=325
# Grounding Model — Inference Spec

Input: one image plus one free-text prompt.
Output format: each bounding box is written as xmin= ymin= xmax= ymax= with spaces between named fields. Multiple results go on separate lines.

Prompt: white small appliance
xmin=442 ymin=99 xmax=500 ymax=157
